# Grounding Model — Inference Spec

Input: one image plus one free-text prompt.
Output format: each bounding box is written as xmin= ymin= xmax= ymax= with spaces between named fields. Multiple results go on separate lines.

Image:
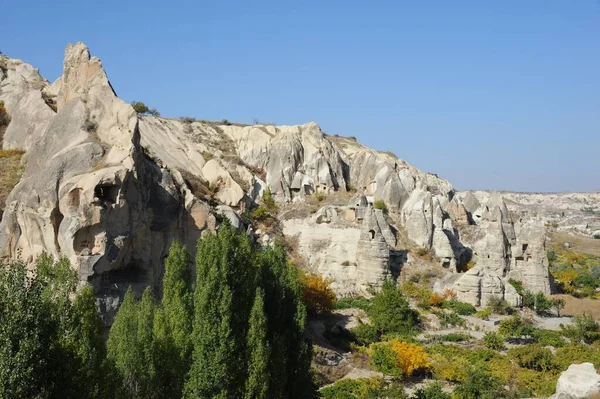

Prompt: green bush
xmin=593 ymin=233 xmax=600 ymax=239
xmin=483 ymin=332 xmax=505 ymax=351
xmin=442 ymin=300 xmax=476 ymax=316
xmin=251 ymin=206 xmax=270 ymax=221
xmin=476 ymin=308 xmax=492 ymax=320
xmin=130 ymin=100 xmax=160 ymax=116
xmin=487 ymin=295 xmax=513 ymax=315
xmin=368 ymin=280 xmax=420 ymax=337
xmin=373 ymin=199 xmax=388 ymax=213
xmin=508 ymin=344 xmax=555 ymax=372
xmin=521 ymin=290 xmax=552 ymax=314
xmin=410 ymin=381 xmax=451 ymax=399
xmin=560 ymin=312 xmax=600 ymax=344
xmin=262 ymin=187 xmax=277 ymax=212
xmin=532 ymin=329 xmax=566 ymax=348
xmin=499 ymin=315 xmax=535 ymax=339
xmin=453 ymin=367 xmax=505 ymax=399
xmin=350 ymin=321 xmax=380 ymax=346
xmin=314 ymin=192 xmax=326 ymax=202
xmin=442 ymin=333 xmax=472 ymax=342
xmin=508 ymin=278 xmax=524 ymax=294
xmin=432 ymin=310 xmax=464 ymax=328
xmin=554 ymin=344 xmax=600 ymax=370
xmin=320 ymin=377 xmax=407 ymax=399
xmin=335 ymin=296 xmax=371 ymax=311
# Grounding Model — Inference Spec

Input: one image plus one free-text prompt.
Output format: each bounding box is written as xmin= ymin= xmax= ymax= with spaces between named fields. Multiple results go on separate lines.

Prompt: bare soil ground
xmin=549 ymin=232 xmax=600 ymax=257
xmin=550 ymin=294 xmax=600 ymax=319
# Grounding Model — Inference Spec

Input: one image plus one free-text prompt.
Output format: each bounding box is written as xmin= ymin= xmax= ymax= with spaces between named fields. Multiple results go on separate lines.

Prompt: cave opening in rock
xmin=369 ymin=229 xmax=375 ymax=240
xmin=94 ymin=184 xmax=119 ymax=204
xmin=50 ymin=208 xmax=64 ymax=251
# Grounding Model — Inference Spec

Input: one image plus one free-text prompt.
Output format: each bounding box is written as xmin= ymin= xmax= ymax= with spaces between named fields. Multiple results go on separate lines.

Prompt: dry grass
xmin=549 ymin=232 xmax=600 ymax=257
xmin=550 ymin=294 xmax=600 ymax=319
xmin=0 ymin=146 xmax=25 ymax=217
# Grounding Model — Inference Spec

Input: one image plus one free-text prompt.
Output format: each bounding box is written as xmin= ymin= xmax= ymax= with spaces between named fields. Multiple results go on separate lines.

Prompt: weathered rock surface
xmin=552 ymin=363 xmax=600 ymax=399
xmin=0 ymin=42 xmax=561 ymax=311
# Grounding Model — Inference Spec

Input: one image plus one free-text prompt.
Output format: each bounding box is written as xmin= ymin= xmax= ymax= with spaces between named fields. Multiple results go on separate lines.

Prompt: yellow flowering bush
xmin=370 ymin=339 xmax=430 ymax=377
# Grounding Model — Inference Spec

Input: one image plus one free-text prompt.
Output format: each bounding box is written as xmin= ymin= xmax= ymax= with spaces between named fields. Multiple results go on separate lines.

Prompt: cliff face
xmin=0 ymin=43 xmax=555 ymax=314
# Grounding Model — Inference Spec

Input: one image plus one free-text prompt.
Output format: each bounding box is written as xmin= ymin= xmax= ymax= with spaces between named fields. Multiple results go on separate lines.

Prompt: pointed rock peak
xmin=487 ymin=192 xmax=510 ymax=219
xmin=461 ymin=191 xmax=480 ymax=214
xmin=57 ymin=42 xmax=111 ymax=111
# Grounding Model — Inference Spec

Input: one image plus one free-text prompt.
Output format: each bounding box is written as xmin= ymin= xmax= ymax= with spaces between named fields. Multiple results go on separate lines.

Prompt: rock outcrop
xmin=0 ymin=43 xmax=555 ymax=311
xmin=551 ymin=363 xmax=600 ymax=399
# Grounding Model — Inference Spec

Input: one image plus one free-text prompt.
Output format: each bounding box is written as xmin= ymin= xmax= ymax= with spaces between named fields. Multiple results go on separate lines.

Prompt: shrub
xmin=370 ymin=339 xmax=430 ymax=378
xmin=368 ymin=280 xmax=420 ymax=336
xmin=483 ymin=332 xmax=505 ymax=351
xmin=315 ymin=192 xmax=326 ymax=202
xmin=262 ymin=187 xmax=277 ymax=212
xmin=560 ymin=312 xmax=600 ymax=344
xmin=429 ymin=294 xmax=445 ymax=307
xmin=452 ymin=367 xmax=505 ymax=399
xmin=432 ymin=310 xmax=465 ymax=328
xmin=320 ymin=377 xmax=407 ymax=399
xmin=300 ymin=272 xmax=336 ymax=315
xmin=487 ymin=295 xmax=513 ymax=315
xmin=399 ymin=281 xmax=433 ymax=309
xmin=251 ymin=206 xmax=270 ymax=221
xmin=554 ymin=344 xmax=600 ymax=370
xmin=532 ymin=329 xmax=566 ymax=348
xmin=550 ymin=298 xmax=566 ymax=317
xmin=180 ymin=116 xmax=196 ymax=124
xmin=0 ymin=100 xmax=9 ymax=126
xmin=594 ymin=233 xmax=600 ymax=239
xmin=508 ymin=278 xmax=524 ymax=294
xmin=202 ymin=151 xmax=214 ymax=162
xmin=335 ymin=296 xmax=371 ymax=311
xmin=442 ymin=300 xmax=476 ymax=316
xmin=521 ymin=290 xmax=552 ymax=314
xmin=373 ymin=199 xmax=388 ymax=213
xmin=346 ymin=182 xmax=357 ymax=193
xmin=508 ymin=344 xmax=555 ymax=372
xmin=499 ymin=315 xmax=535 ymax=339
xmin=410 ymin=381 xmax=451 ymax=399
xmin=350 ymin=321 xmax=380 ymax=346
xmin=130 ymin=101 xmax=160 ymax=116
xmin=476 ymin=308 xmax=492 ymax=320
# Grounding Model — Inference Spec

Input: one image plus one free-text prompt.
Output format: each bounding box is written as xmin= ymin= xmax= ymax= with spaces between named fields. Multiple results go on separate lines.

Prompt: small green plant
xmin=483 ymin=332 xmax=505 ymax=350
xmin=532 ymin=328 xmax=566 ymax=347
xmin=507 ymin=344 xmax=555 ymax=372
xmin=314 ymin=192 xmax=326 ymax=202
xmin=131 ymin=101 xmax=160 ymax=116
xmin=251 ymin=206 xmax=270 ymax=221
xmin=442 ymin=300 xmax=476 ymax=316
xmin=202 ymin=151 xmax=214 ymax=162
xmin=350 ymin=321 xmax=380 ymax=346
xmin=373 ymin=199 xmax=388 ymax=213
xmin=346 ymin=182 xmax=357 ymax=193
xmin=432 ymin=310 xmax=464 ymax=328
xmin=411 ymin=381 xmax=451 ymax=399
xmin=335 ymin=296 xmax=371 ymax=311
xmin=476 ymin=308 xmax=492 ymax=320
xmin=560 ymin=312 xmax=600 ymax=344
xmin=594 ymin=233 xmax=600 ymax=239
xmin=262 ymin=187 xmax=277 ymax=212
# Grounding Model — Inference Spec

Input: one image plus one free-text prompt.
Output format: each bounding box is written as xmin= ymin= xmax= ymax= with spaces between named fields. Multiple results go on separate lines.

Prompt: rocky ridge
xmin=0 ymin=43 xmax=555 ymax=318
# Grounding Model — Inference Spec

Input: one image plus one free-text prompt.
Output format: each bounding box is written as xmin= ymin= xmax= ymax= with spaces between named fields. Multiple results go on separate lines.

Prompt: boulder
xmin=553 ymin=363 xmax=600 ymax=399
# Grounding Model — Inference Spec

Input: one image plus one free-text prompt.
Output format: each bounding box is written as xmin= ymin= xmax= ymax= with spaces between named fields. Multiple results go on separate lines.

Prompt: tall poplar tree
xmin=244 ymin=287 xmax=269 ymax=399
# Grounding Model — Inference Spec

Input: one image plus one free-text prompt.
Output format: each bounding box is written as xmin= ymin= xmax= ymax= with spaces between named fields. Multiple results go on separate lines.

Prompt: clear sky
xmin=1 ymin=1 xmax=598 ymax=192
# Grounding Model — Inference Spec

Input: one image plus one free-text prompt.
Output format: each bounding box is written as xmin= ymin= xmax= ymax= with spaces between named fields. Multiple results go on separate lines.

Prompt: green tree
xmin=185 ymin=224 xmax=255 ymax=398
xmin=368 ymin=279 xmax=420 ymax=337
xmin=106 ymin=287 xmax=144 ymax=397
xmin=156 ymin=241 xmax=193 ymax=397
xmin=0 ymin=260 xmax=53 ymax=398
xmin=137 ymin=288 xmax=158 ymax=397
xmin=244 ymin=288 xmax=270 ymax=399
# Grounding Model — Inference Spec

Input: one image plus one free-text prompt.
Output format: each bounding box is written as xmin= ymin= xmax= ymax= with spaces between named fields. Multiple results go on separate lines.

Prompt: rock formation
xmin=551 ymin=363 xmax=600 ymax=399
xmin=0 ymin=43 xmax=556 ymax=314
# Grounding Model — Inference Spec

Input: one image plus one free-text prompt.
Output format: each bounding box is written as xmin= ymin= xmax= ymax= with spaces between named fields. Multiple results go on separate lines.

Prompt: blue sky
xmin=1 ymin=1 xmax=598 ymax=192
